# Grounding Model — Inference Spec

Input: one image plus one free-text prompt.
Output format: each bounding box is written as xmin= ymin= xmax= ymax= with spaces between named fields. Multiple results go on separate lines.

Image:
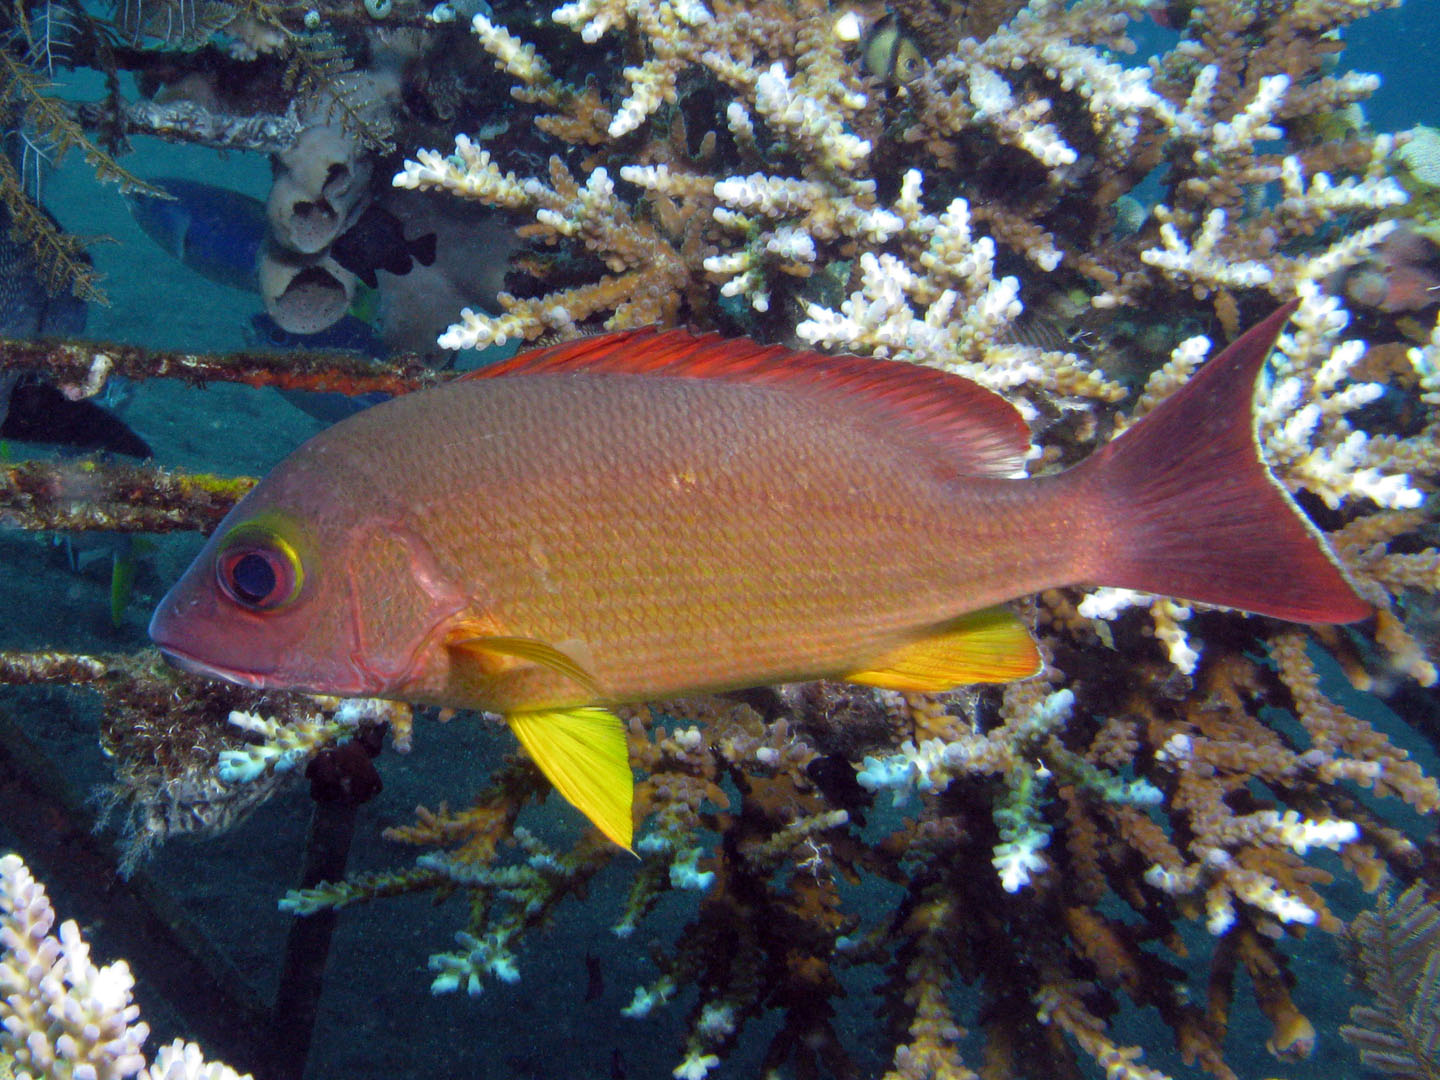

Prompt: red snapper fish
xmin=149 ymin=301 xmax=1368 ymax=850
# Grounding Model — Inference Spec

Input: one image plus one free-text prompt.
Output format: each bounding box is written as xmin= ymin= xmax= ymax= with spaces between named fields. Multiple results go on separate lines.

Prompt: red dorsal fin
xmin=462 ymin=327 xmax=1031 ymax=477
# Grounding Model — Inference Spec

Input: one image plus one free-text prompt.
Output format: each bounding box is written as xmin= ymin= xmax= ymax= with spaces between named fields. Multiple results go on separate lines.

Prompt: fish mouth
xmin=156 ymin=644 xmax=272 ymax=689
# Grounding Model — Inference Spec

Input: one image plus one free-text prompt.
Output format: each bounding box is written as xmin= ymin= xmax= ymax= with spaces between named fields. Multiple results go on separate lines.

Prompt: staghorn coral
xmin=256 ymin=3 xmax=1440 ymax=1072
xmin=200 ymin=653 xmax=1432 ymax=1079
xmin=0 ymin=852 xmax=249 ymax=1080
xmin=0 ymin=0 xmax=1438 ymax=1077
xmin=392 ymin=0 xmax=1411 ymax=355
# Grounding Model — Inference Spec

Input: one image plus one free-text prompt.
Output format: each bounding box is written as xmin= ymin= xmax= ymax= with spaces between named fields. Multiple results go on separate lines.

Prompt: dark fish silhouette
xmin=584 ymin=953 xmax=603 ymax=1002
xmin=0 ymin=377 xmax=151 ymax=458
xmin=331 ymin=205 xmax=438 ymax=289
xmin=0 ymin=200 xmax=150 ymax=458
xmin=805 ymin=753 xmax=872 ymax=826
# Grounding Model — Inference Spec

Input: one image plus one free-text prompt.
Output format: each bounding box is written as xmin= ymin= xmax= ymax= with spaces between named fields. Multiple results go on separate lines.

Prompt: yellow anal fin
xmin=509 ymin=707 xmax=634 ymax=852
xmin=842 ymin=606 xmax=1041 ymax=692
xmin=447 ymin=632 xmax=600 ymax=695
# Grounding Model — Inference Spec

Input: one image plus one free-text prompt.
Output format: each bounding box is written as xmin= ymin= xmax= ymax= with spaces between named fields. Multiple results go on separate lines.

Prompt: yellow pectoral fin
xmin=508 ymin=707 xmax=634 ymax=853
xmin=447 ymin=632 xmax=600 ymax=695
xmin=842 ymin=606 xmax=1042 ymax=692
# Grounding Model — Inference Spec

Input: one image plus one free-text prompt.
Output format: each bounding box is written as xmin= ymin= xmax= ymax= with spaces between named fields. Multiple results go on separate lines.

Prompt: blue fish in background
xmin=126 ymin=177 xmax=496 ymax=360
xmin=128 ymin=177 xmax=439 ymax=296
xmin=245 ymin=312 xmax=392 ymax=424
xmin=129 ymin=178 xmax=404 ymax=425
xmin=247 ymin=311 xmax=386 ymax=357
xmin=125 ymin=177 xmax=269 ymax=293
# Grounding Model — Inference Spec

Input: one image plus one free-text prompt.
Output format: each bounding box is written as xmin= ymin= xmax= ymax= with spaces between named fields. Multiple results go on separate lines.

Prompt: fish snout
xmin=148 ymin=582 xmax=277 ymax=689
xmin=155 ymin=645 xmax=269 ymax=689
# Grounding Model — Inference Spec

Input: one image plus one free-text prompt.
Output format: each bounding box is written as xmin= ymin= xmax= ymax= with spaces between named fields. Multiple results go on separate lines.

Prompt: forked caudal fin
xmin=1076 ymin=300 xmax=1371 ymax=624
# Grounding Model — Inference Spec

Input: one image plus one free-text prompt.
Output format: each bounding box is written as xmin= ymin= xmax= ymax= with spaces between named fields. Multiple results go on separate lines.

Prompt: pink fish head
xmin=149 ymin=431 xmax=466 ymax=698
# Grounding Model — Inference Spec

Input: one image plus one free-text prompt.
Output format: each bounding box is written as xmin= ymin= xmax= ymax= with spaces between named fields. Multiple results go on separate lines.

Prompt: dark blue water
xmin=1347 ymin=2 xmax=1440 ymax=130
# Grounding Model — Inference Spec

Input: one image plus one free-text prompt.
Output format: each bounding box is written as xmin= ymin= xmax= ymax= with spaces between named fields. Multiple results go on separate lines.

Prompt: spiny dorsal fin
xmin=462 ymin=327 xmax=1030 ymax=478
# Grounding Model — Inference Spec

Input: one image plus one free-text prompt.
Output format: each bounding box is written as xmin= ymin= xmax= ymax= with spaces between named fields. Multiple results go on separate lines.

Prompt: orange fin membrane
xmin=446 ymin=633 xmax=600 ymax=694
xmin=843 ymin=606 xmax=1042 ymax=691
xmin=465 ymin=327 xmax=1031 ymax=478
xmin=1078 ymin=300 xmax=1369 ymax=624
xmin=509 ymin=707 xmax=634 ymax=852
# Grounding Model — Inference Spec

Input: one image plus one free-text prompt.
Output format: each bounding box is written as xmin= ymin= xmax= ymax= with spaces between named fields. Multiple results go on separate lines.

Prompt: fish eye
xmin=895 ymin=44 xmax=922 ymax=82
xmin=215 ymin=522 xmax=304 ymax=611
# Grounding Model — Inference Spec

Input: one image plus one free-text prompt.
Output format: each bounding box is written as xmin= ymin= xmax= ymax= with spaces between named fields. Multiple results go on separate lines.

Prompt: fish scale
xmin=150 ymin=311 xmax=1368 ymax=848
xmin=318 ymin=372 xmax=1051 ymax=705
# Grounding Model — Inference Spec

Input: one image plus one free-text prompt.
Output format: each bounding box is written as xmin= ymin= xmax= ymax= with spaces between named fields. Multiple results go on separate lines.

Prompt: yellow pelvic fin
xmin=508 ymin=707 xmax=634 ymax=852
xmin=447 ymin=632 xmax=600 ymax=695
xmin=842 ymin=606 xmax=1041 ymax=692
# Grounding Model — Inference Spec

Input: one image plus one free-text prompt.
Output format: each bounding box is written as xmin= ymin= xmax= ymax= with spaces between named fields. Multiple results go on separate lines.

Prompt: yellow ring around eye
xmin=218 ymin=513 xmax=306 ymax=606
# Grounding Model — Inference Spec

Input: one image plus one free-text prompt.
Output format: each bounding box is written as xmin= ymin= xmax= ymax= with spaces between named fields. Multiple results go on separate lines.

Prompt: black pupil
xmin=231 ymin=551 xmax=278 ymax=603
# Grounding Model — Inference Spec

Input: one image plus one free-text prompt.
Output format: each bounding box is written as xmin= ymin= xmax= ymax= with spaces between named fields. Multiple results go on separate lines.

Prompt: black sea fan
xmin=1342 ymin=882 xmax=1440 ymax=1080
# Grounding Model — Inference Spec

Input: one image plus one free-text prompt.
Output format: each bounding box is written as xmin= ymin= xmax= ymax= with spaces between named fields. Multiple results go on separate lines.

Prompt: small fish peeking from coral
xmin=149 ymin=301 xmax=1368 ymax=850
xmin=860 ymin=14 xmax=926 ymax=87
